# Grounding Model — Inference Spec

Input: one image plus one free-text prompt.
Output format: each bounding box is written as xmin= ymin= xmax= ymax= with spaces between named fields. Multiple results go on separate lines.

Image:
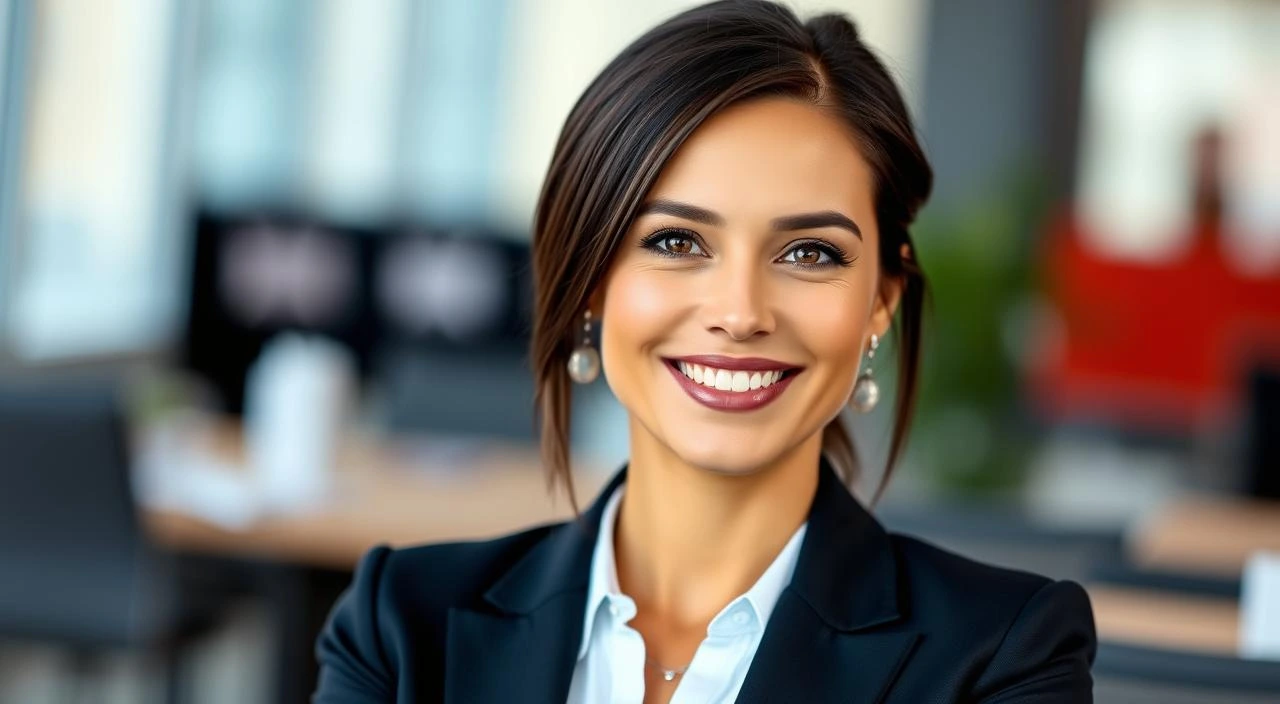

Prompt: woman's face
xmin=598 ymin=96 xmax=901 ymax=476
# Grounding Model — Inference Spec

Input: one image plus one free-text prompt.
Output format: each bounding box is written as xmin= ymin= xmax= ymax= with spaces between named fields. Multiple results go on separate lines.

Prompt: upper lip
xmin=665 ymin=354 xmax=802 ymax=372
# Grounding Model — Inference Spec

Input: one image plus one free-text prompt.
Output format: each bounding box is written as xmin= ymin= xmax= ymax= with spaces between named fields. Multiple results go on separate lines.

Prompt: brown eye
xmin=779 ymin=241 xmax=847 ymax=267
xmin=791 ymin=246 xmax=822 ymax=264
xmin=781 ymin=244 xmax=830 ymax=265
xmin=640 ymin=229 xmax=706 ymax=257
xmin=664 ymin=235 xmax=694 ymax=254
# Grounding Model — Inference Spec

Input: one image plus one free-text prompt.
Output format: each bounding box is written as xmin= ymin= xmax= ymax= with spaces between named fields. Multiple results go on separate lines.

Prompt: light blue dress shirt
xmin=565 ymin=482 xmax=808 ymax=704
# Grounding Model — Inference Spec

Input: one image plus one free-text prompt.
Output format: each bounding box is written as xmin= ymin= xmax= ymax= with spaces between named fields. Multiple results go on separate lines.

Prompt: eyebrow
xmin=638 ymin=199 xmax=861 ymax=239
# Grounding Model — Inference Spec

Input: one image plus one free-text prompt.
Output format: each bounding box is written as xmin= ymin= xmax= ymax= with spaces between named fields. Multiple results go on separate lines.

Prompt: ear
xmin=585 ymin=285 xmax=605 ymax=319
xmin=867 ymin=243 xmax=910 ymax=340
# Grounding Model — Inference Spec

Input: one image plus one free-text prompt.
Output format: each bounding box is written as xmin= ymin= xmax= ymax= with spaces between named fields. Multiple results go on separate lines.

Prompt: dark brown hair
xmin=531 ymin=0 xmax=932 ymax=510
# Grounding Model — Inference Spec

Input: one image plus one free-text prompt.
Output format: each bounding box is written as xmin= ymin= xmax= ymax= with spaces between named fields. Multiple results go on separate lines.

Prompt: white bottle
xmin=244 ymin=333 xmax=355 ymax=511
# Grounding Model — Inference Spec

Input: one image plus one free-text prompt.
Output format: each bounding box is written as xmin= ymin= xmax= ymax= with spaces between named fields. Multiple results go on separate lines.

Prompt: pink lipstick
xmin=663 ymin=356 xmax=802 ymax=412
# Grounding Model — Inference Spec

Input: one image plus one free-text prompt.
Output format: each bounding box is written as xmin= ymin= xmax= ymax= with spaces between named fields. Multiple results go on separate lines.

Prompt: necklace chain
xmin=645 ymin=657 xmax=690 ymax=682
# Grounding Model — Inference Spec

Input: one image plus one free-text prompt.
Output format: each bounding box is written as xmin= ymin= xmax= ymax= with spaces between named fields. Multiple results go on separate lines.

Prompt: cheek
xmin=599 ymin=267 xmax=686 ymax=362
xmin=784 ymin=280 xmax=870 ymax=371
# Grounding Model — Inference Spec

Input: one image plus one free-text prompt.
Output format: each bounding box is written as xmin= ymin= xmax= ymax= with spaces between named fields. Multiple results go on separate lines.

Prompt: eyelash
xmin=637 ymin=228 xmax=855 ymax=269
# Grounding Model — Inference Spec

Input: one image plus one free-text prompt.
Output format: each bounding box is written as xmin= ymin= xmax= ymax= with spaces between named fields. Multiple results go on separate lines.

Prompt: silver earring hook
xmin=567 ymin=309 xmax=600 ymax=384
xmin=852 ymin=332 xmax=882 ymax=413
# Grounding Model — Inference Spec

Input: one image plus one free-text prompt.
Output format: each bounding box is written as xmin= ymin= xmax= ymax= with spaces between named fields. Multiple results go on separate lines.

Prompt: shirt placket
xmin=608 ymin=594 xmax=646 ymax=704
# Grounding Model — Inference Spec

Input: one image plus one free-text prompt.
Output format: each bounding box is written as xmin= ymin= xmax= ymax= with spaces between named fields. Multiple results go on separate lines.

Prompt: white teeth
xmin=675 ymin=362 xmax=789 ymax=393
xmin=714 ymin=369 xmax=732 ymax=391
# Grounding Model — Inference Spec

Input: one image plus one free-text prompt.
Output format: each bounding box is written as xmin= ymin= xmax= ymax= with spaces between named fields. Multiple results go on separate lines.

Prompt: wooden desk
xmin=1129 ymin=496 xmax=1280 ymax=577
xmin=1087 ymin=584 xmax=1241 ymax=656
xmin=137 ymin=418 xmax=619 ymax=704
xmin=141 ymin=418 xmax=613 ymax=570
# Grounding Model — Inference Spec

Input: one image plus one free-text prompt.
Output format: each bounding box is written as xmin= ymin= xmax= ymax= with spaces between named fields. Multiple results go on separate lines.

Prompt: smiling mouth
xmin=669 ymin=360 xmax=796 ymax=392
xmin=662 ymin=357 xmax=803 ymax=411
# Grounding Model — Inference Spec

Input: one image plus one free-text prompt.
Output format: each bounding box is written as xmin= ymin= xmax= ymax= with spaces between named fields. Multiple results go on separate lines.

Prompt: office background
xmin=0 ymin=0 xmax=1278 ymax=702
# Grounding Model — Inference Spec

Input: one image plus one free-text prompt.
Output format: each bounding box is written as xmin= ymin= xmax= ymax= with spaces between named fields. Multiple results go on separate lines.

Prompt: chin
xmin=666 ymin=434 xmax=786 ymax=477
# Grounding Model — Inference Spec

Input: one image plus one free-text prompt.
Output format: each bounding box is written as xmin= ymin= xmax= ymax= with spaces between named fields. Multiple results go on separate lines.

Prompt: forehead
xmin=644 ymin=97 xmax=876 ymax=222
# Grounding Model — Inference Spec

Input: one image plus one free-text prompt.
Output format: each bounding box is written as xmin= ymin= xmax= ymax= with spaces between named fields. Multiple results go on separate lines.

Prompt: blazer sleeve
xmin=314 ymin=545 xmax=396 ymax=704
xmin=970 ymin=579 xmax=1098 ymax=703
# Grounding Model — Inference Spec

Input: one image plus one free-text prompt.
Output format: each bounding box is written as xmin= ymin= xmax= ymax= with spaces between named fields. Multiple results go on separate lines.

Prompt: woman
xmin=314 ymin=2 xmax=1097 ymax=702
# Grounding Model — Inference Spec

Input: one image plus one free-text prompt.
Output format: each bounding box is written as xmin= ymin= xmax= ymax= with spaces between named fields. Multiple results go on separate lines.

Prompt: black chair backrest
xmin=1094 ymin=642 xmax=1280 ymax=703
xmin=1085 ymin=549 xmax=1241 ymax=599
xmin=0 ymin=382 xmax=171 ymax=647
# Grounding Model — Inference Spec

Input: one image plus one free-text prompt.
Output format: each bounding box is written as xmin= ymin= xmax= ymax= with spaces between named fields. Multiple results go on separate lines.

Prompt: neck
xmin=613 ymin=427 xmax=820 ymax=629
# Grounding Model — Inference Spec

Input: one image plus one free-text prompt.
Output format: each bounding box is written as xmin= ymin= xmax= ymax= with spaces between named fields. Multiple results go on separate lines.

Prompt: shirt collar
xmin=577 ymin=480 xmax=627 ymax=660
xmin=576 ymin=480 xmax=808 ymax=661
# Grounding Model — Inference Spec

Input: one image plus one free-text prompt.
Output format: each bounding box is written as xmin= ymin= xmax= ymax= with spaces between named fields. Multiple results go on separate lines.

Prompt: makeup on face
xmin=598 ymin=97 xmax=881 ymax=474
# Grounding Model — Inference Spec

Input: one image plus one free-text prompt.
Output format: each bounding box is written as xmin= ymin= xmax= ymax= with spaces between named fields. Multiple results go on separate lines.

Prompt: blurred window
xmin=302 ymin=0 xmax=411 ymax=223
xmin=192 ymin=0 xmax=311 ymax=211
xmin=402 ymin=0 xmax=512 ymax=224
xmin=194 ymin=0 xmax=509 ymax=226
xmin=6 ymin=0 xmax=181 ymax=359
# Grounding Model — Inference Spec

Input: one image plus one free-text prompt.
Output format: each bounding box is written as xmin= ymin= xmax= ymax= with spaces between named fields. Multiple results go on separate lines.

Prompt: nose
xmin=703 ymin=259 xmax=775 ymax=342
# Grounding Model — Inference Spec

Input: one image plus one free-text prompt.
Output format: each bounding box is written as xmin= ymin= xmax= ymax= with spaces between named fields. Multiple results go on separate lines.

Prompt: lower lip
xmin=664 ymin=361 xmax=799 ymax=412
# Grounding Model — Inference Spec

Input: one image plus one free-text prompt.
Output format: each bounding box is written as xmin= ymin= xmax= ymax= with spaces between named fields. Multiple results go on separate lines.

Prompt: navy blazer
xmin=314 ymin=462 xmax=1096 ymax=703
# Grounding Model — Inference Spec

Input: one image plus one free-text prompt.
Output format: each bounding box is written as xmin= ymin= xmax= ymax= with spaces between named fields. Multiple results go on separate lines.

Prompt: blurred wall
xmin=919 ymin=0 xmax=1070 ymax=211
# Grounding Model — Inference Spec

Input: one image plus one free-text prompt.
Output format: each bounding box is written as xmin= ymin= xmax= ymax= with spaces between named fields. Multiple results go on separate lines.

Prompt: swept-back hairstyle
xmin=531 ymin=0 xmax=932 ymax=510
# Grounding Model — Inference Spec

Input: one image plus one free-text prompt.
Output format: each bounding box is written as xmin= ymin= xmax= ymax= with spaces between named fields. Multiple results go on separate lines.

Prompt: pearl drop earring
xmin=851 ymin=333 xmax=880 ymax=412
xmin=567 ymin=310 xmax=600 ymax=384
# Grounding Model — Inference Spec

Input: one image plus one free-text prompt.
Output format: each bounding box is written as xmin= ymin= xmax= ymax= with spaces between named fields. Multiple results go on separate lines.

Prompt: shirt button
xmin=609 ymin=603 xmax=620 ymax=617
xmin=733 ymin=611 xmax=750 ymax=625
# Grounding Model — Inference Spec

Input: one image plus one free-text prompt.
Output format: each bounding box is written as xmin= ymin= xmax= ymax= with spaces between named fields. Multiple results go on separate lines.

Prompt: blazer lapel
xmin=735 ymin=594 xmax=919 ymax=704
xmin=737 ymin=460 xmax=920 ymax=704
xmin=444 ymin=596 xmax=586 ymax=704
xmin=443 ymin=469 xmax=625 ymax=704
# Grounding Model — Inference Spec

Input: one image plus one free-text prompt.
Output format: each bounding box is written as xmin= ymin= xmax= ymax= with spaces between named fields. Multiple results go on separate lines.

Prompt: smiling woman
xmin=531 ymin=13 xmax=930 ymax=512
xmin=314 ymin=2 xmax=1097 ymax=703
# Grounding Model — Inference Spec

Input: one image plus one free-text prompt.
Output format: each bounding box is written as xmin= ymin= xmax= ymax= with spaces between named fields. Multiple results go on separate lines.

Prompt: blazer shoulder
xmin=379 ymin=519 xmax=567 ymax=615
xmin=885 ymin=531 xmax=1095 ymax=646
xmin=886 ymin=532 xmax=1097 ymax=701
xmin=889 ymin=532 xmax=1057 ymax=605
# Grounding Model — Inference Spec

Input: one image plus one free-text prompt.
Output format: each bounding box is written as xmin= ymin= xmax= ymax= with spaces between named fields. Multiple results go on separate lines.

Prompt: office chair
xmin=0 ymin=381 xmax=226 ymax=703
xmin=1094 ymin=641 xmax=1280 ymax=704
xmin=1085 ymin=546 xmax=1241 ymax=598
